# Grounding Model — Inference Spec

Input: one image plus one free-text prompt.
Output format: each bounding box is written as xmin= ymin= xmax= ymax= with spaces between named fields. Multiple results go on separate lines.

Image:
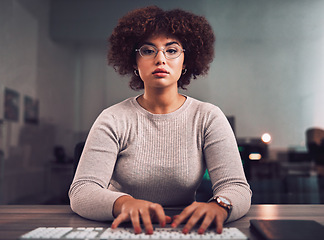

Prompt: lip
xmin=152 ymin=68 xmax=169 ymax=76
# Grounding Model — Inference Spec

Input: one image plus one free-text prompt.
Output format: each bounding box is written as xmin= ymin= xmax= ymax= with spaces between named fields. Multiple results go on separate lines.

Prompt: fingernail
xmin=111 ymin=223 xmax=116 ymax=229
xmin=182 ymin=228 xmax=189 ymax=234
xmin=135 ymin=227 xmax=142 ymax=234
xmin=146 ymin=229 xmax=153 ymax=235
xmin=198 ymin=228 xmax=204 ymax=234
xmin=171 ymin=223 xmax=177 ymax=228
xmin=160 ymin=221 xmax=166 ymax=227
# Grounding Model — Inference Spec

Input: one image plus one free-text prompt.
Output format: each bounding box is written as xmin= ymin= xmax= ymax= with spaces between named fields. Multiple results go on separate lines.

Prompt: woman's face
xmin=135 ymin=34 xmax=185 ymax=90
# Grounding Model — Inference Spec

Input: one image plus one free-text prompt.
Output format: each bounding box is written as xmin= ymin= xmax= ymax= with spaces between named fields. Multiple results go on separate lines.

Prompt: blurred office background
xmin=0 ymin=0 xmax=324 ymax=205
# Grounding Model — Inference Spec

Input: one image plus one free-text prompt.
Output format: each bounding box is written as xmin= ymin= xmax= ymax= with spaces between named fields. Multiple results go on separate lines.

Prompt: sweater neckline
xmin=131 ymin=94 xmax=191 ymax=120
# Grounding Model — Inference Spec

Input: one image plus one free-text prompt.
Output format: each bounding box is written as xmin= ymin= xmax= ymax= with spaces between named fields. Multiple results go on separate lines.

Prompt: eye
xmin=140 ymin=45 xmax=156 ymax=56
xmin=166 ymin=47 xmax=179 ymax=55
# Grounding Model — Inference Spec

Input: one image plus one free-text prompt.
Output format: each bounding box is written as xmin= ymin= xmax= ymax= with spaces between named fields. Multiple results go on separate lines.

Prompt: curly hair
xmin=108 ymin=6 xmax=215 ymax=90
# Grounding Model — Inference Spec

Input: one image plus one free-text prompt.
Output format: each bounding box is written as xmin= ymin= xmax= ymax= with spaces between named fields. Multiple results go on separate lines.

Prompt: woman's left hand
xmin=171 ymin=201 xmax=228 ymax=234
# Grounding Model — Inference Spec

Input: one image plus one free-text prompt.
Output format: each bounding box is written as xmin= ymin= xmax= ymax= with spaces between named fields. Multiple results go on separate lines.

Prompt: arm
xmin=203 ymin=106 xmax=252 ymax=222
xmin=69 ymin=110 xmax=129 ymax=220
xmin=172 ymin=105 xmax=251 ymax=233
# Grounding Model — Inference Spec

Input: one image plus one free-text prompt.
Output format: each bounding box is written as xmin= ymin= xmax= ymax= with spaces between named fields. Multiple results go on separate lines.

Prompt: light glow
xmin=249 ymin=153 xmax=262 ymax=160
xmin=261 ymin=133 xmax=272 ymax=143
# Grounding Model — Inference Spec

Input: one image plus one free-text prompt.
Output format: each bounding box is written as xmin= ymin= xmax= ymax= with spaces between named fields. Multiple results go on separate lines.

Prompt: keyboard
xmin=19 ymin=227 xmax=248 ymax=240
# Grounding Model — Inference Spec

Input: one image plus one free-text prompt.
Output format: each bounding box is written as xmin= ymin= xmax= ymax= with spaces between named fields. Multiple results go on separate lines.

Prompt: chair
xmin=73 ymin=141 xmax=85 ymax=172
xmin=306 ymin=128 xmax=324 ymax=176
xmin=0 ymin=150 xmax=4 ymax=204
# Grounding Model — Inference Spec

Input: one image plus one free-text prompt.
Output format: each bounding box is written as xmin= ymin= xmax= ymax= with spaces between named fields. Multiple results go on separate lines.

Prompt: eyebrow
xmin=143 ymin=41 xmax=181 ymax=47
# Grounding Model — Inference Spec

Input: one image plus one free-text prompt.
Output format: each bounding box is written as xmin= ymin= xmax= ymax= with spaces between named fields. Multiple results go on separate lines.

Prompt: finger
xmin=111 ymin=212 xmax=129 ymax=229
xmin=129 ymin=210 xmax=142 ymax=234
xmin=182 ymin=209 xmax=206 ymax=234
xmin=215 ymin=215 xmax=224 ymax=234
xmin=172 ymin=215 xmax=179 ymax=221
xmin=149 ymin=204 xmax=166 ymax=227
xmin=197 ymin=213 xmax=215 ymax=234
xmin=165 ymin=215 xmax=172 ymax=224
xmin=139 ymin=208 xmax=154 ymax=234
xmin=171 ymin=204 xmax=196 ymax=228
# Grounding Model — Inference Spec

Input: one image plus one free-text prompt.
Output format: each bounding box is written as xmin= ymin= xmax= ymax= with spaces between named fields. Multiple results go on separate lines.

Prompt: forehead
xmin=142 ymin=33 xmax=182 ymax=46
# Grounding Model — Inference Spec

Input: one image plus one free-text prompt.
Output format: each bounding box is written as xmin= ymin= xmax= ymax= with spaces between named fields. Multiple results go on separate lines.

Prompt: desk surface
xmin=1 ymin=204 xmax=324 ymax=240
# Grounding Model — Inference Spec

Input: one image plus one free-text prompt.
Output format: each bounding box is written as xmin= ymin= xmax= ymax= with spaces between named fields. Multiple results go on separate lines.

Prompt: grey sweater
xmin=69 ymin=96 xmax=251 ymax=222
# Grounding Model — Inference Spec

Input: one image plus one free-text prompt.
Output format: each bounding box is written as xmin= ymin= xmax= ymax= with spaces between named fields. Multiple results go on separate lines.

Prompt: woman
xmin=69 ymin=6 xmax=251 ymax=235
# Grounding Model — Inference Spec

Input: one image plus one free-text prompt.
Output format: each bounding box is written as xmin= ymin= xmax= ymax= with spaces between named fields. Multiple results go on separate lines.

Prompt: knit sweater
xmin=69 ymin=96 xmax=252 ymax=222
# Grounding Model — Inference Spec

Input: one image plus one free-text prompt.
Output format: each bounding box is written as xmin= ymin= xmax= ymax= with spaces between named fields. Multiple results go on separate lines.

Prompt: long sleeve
xmin=202 ymin=104 xmax=252 ymax=222
xmin=69 ymin=110 xmax=129 ymax=220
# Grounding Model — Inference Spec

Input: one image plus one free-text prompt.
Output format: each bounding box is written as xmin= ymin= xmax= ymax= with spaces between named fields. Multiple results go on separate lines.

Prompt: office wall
xmin=190 ymin=0 xmax=323 ymax=149
xmin=0 ymin=0 xmax=77 ymax=203
xmin=203 ymin=0 xmax=324 ymax=148
xmin=50 ymin=0 xmax=324 ymax=149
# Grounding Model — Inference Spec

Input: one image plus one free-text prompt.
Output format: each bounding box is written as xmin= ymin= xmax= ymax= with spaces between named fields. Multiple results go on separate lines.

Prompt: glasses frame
xmin=135 ymin=44 xmax=185 ymax=59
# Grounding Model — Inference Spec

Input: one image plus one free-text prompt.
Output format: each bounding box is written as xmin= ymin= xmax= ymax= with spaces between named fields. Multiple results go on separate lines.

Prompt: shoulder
xmin=103 ymin=97 xmax=135 ymax=114
xmin=92 ymin=97 xmax=138 ymax=127
xmin=98 ymin=97 xmax=138 ymax=119
xmin=186 ymin=98 xmax=235 ymax=143
xmin=187 ymin=97 xmax=224 ymax=117
xmin=186 ymin=97 xmax=230 ymax=132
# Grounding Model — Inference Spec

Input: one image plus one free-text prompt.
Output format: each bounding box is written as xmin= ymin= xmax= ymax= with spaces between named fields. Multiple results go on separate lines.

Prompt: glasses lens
xmin=139 ymin=45 xmax=157 ymax=58
xmin=165 ymin=45 xmax=182 ymax=59
xmin=137 ymin=44 xmax=184 ymax=59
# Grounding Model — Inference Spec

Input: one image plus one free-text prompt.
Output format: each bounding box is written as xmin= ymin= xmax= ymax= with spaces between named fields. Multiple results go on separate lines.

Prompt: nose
xmin=154 ymin=50 xmax=166 ymax=65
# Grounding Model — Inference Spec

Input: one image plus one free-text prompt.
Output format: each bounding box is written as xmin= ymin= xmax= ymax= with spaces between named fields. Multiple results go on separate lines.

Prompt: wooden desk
xmin=1 ymin=205 xmax=324 ymax=240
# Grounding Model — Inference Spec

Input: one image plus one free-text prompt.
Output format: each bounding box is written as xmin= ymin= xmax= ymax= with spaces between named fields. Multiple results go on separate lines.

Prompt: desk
xmin=1 ymin=205 xmax=324 ymax=240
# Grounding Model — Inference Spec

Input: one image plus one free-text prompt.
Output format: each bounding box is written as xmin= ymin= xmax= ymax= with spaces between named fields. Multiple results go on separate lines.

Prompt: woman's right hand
xmin=111 ymin=196 xmax=171 ymax=234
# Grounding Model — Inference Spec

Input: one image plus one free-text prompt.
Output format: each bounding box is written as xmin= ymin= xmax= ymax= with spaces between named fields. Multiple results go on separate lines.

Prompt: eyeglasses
xmin=135 ymin=44 xmax=185 ymax=59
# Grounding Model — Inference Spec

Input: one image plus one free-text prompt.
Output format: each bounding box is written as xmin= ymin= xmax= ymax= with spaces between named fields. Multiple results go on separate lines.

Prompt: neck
xmin=138 ymin=89 xmax=186 ymax=114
